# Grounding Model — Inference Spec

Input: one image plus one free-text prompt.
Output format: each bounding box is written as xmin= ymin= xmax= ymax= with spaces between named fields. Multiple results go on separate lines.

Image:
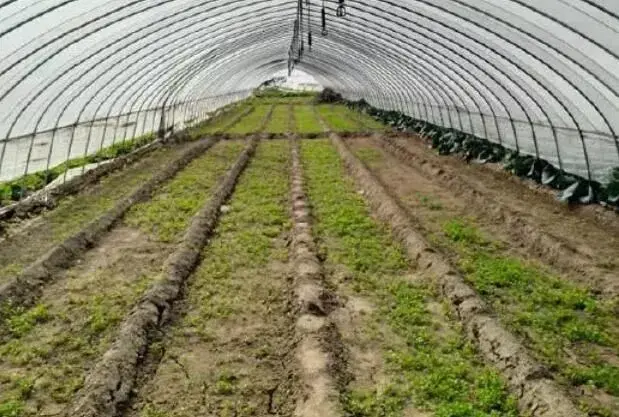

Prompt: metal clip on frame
xmin=336 ymin=0 xmax=347 ymax=17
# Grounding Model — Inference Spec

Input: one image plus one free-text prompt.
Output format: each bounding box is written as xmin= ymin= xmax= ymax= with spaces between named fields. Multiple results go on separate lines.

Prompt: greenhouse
xmin=0 ymin=1 xmax=618 ymax=417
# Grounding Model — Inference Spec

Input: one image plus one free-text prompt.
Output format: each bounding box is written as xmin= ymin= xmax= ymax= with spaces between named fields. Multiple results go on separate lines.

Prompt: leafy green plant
xmin=6 ymin=304 xmax=50 ymax=338
xmin=0 ymin=400 xmax=24 ymax=417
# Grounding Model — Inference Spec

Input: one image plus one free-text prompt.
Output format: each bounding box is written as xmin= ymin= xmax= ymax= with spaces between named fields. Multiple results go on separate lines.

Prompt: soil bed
xmin=300 ymin=138 xmax=521 ymax=417
xmin=0 ymin=140 xmax=246 ymax=417
xmin=0 ymin=144 xmax=192 ymax=285
xmin=382 ymin=135 xmax=619 ymax=296
xmin=126 ymin=140 xmax=295 ymax=417
xmin=346 ymin=136 xmax=619 ymax=417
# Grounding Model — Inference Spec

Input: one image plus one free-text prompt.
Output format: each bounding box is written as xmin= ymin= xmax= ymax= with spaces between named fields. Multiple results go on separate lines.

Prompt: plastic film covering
xmin=1 ymin=0 xmax=618 ymax=186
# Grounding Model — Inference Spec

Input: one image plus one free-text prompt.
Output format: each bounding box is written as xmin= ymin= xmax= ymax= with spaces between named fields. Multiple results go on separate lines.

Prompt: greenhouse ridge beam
xmin=0 ymin=0 xmax=618 ymax=185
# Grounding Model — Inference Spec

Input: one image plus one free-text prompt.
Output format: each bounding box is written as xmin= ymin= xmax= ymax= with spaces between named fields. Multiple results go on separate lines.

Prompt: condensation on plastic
xmin=0 ymin=0 xmax=618 ymax=184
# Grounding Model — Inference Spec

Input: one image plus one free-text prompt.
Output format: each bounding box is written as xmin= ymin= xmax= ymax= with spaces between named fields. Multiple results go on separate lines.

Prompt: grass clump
xmin=0 ymin=399 xmax=24 ymax=417
xmin=5 ymin=305 xmax=50 ymax=338
xmin=227 ymin=105 xmax=272 ymax=135
xmin=294 ymin=105 xmax=324 ymax=134
xmin=263 ymin=105 xmax=291 ymax=134
xmin=126 ymin=141 xmax=244 ymax=242
xmin=441 ymin=218 xmax=619 ymax=414
xmin=417 ymin=193 xmax=443 ymax=211
xmin=301 ymin=139 xmax=519 ymax=417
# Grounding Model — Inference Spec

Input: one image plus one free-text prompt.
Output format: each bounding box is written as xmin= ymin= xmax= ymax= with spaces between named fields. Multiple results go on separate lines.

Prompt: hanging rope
xmin=321 ymin=0 xmax=328 ymax=36
xmin=307 ymin=0 xmax=312 ymax=51
xmin=298 ymin=0 xmax=304 ymax=60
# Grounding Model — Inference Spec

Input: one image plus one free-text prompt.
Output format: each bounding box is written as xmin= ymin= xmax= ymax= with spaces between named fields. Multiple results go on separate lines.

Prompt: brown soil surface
xmin=122 ymin=140 xmax=297 ymax=417
xmin=126 ymin=259 xmax=295 ymax=417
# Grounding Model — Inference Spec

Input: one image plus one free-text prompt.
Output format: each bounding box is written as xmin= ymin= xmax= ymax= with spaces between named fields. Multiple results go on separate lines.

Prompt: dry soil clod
xmin=290 ymin=136 xmax=342 ymax=417
xmin=328 ymin=132 xmax=586 ymax=417
xmin=0 ymin=137 xmax=220 ymax=319
xmin=64 ymin=137 xmax=259 ymax=417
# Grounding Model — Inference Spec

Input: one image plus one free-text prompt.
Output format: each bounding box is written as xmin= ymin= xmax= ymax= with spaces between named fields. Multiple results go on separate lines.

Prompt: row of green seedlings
xmin=0 ymin=144 xmax=196 ymax=283
xmin=441 ymin=219 xmax=619 ymax=417
xmin=301 ymin=139 xmax=521 ymax=417
xmin=351 ymin=143 xmax=619 ymax=417
xmin=0 ymin=141 xmax=246 ymax=417
xmin=129 ymin=140 xmax=295 ymax=417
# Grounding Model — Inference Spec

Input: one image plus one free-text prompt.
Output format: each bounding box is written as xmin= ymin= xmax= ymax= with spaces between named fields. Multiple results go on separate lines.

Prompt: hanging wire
xmin=321 ymin=0 xmax=328 ymax=36
xmin=307 ymin=0 xmax=312 ymax=51
xmin=299 ymin=0 xmax=304 ymax=60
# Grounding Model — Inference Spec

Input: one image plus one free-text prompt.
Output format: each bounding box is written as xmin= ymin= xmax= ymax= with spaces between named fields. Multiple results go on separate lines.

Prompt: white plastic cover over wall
xmin=1 ymin=0 xmax=618 ymax=183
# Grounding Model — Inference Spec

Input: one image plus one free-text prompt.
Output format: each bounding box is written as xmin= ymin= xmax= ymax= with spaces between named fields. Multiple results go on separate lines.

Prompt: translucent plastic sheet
xmin=1 ymin=0 xmax=618 ymax=184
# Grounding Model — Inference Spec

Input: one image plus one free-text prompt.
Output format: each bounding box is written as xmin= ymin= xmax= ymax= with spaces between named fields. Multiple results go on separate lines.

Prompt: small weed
xmin=0 ymin=400 xmax=24 ymax=417
xmin=6 ymin=304 xmax=50 ymax=338
xmin=215 ymin=372 xmax=238 ymax=395
xmin=141 ymin=404 xmax=168 ymax=417
xmin=85 ymin=295 xmax=124 ymax=336
xmin=417 ymin=193 xmax=443 ymax=211
xmin=443 ymin=219 xmax=486 ymax=245
xmin=343 ymin=385 xmax=409 ymax=417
